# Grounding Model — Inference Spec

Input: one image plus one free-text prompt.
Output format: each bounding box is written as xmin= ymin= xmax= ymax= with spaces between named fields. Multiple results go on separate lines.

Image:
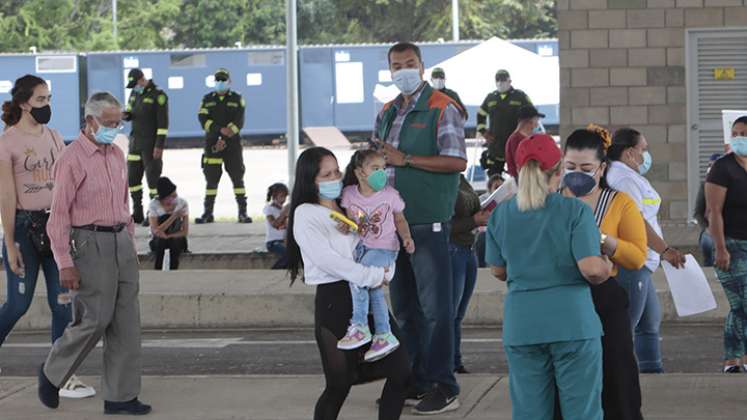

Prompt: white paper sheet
xmin=480 ymin=178 xmax=517 ymax=210
xmin=661 ymin=254 xmax=717 ymax=317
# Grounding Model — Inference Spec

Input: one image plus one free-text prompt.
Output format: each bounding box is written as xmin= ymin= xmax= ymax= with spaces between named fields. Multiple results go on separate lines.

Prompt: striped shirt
xmin=47 ymin=132 xmax=134 ymax=269
xmin=374 ymin=82 xmax=467 ymax=185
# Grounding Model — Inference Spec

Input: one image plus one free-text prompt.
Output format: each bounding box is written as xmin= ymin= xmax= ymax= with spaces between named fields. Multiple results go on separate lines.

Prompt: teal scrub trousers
xmin=505 ymin=338 xmax=603 ymax=420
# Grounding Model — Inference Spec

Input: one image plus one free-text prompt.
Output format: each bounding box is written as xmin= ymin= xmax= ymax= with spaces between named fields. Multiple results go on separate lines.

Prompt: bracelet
xmin=404 ymin=154 xmax=413 ymax=167
xmin=662 ymin=246 xmax=672 ymax=256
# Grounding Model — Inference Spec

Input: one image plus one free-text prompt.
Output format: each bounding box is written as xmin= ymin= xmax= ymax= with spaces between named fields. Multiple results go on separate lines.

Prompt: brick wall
xmin=558 ymin=0 xmax=747 ymax=220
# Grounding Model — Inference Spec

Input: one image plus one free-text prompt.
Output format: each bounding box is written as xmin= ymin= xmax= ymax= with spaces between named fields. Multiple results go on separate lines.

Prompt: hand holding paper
xmin=661 ymin=254 xmax=717 ymax=317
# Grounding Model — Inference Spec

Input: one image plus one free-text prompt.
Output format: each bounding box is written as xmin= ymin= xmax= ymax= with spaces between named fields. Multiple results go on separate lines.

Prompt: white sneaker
xmin=59 ymin=375 xmax=96 ymax=399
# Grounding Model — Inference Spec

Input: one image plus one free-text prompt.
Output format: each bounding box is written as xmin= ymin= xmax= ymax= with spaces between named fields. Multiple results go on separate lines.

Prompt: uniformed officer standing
xmin=123 ymin=68 xmax=168 ymax=225
xmin=476 ymin=69 xmax=532 ymax=176
xmin=195 ymin=68 xmax=252 ymax=224
xmin=430 ymin=67 xmax=468 ymax=120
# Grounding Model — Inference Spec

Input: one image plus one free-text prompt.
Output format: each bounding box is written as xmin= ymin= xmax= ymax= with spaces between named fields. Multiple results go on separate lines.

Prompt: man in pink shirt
xmin=504 ymin=105 xmax=545 ymax=178
xmin=38 ymin=92 xmax=150 ymax=416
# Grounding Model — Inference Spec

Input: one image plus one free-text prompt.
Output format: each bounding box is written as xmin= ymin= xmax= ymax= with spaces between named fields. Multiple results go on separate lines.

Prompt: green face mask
xmin=366 ymin=169 xmax=387 ymax=192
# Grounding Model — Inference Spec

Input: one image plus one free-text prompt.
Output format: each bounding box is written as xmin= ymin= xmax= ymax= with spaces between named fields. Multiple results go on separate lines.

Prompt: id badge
xmin=432 ymin=222 xmax=442 ymax=233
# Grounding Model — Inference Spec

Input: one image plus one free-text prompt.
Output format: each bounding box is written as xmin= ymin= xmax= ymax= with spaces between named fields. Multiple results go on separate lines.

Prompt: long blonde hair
xmin=517 ymin=160 xmax=560 ymax=211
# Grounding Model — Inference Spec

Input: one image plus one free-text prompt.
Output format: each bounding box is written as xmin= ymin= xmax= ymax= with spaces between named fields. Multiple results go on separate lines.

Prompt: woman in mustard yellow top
xmin=557 ymin=126 xmax=647 ymax=420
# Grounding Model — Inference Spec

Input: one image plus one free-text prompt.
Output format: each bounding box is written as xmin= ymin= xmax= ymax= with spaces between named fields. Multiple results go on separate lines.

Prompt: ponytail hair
xmin=266 ymin=182 xmax=289 ymax=202
xmin=1 ymin=75 xmax=47 ymax=127
xmin=608 ymin=128 xmax=642 ymax=162
xmin=516 ymin=160 xmax=560 ymax=212
xmin=342 ymin=149 xmax=382 ymax=188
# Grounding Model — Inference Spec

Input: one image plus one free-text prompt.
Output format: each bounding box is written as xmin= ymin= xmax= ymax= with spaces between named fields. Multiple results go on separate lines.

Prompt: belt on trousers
xmin=17 ymin=209 xmax=50 ymax=216
xmin=73 ymin=224 xmax=127 ymax=233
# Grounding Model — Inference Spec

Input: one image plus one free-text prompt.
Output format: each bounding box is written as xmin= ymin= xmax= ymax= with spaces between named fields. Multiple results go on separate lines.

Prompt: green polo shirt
xmin=486 ymin=193 xmax=603 ymax=346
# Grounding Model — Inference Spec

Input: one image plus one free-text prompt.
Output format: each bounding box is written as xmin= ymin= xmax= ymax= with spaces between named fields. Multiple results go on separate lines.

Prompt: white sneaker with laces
xmin=59 ymin=375 xmax=96 ymax=399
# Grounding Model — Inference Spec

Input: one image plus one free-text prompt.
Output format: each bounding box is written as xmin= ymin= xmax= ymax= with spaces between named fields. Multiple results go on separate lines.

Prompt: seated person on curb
xmin=148 ymin=177 xmax=188 ymax=270
xmin=264 ymin=182 xmax=290 ymax=270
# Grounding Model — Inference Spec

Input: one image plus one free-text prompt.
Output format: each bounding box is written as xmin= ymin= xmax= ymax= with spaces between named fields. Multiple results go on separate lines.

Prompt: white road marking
xmin=4 ymin=337 xmax=503 ymax=349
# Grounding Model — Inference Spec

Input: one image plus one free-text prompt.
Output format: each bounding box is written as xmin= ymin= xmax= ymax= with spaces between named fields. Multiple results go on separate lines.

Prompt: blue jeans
xmin=350 ymin=243 xmax=397 ymax=335
xmin=617 ymin=266 xmax=663 ymax=373
xmin=450 ymin=243 xmax=478 ymax=369
xmin=0 ymin=212 xmax=71 ymax=346
xmin=475 ymin=231 xmax=487 ymax=268
xmin=266 ymin=240 xmax=288 ymax=270
xmin=390 ymin=223 xmax=459 ymax=396
xmin=699 ymin=230 xmax=715 ymax=267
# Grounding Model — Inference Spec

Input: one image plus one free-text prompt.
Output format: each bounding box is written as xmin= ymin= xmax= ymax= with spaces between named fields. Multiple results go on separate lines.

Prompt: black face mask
xmin=29 ymin=105 xmax=52 ymax=125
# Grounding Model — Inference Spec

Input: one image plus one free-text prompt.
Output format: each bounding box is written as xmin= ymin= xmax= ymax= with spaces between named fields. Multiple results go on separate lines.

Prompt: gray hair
xmin=84 ymin=91 xmax=121 ymax=118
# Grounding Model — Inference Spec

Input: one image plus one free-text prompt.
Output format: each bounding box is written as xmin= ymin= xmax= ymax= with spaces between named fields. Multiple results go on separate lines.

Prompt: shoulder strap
xmin=593 ymin=188 xmax=617 ymax=228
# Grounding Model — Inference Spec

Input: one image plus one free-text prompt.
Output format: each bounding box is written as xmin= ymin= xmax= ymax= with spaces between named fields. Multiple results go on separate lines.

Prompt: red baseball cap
xmin=515 ymin=134 xmax=561 ymax=172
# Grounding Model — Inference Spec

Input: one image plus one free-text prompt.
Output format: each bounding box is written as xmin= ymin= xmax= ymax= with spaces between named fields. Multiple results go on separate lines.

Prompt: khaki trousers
xmin=44 ymin=228 xmax=141 ymax=402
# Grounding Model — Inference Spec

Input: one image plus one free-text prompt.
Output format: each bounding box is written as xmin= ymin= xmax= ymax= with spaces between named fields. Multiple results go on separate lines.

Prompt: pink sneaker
xmin=337 ymin=324 xmax=372 ymax=350
xmin=364 ymin=333 xmax=400 ymax=362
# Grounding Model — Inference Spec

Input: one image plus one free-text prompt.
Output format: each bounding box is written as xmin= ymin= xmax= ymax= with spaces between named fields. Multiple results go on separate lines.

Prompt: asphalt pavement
xmin=0 ymin=325 xmax=727 ymax=377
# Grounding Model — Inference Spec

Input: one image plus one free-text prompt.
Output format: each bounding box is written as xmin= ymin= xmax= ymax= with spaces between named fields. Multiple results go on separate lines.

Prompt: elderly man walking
xmin=37 ymin=92 xmax=150 ymax=415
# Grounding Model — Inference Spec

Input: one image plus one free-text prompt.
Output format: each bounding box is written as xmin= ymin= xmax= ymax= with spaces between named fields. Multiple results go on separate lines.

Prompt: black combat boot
xmin=131 ymin=191 xmax=144 ymax=224
xmin=195 ymin=197 xmax=215 ymax=224
xmin=237 ymin=197 xmax=252 ymax=224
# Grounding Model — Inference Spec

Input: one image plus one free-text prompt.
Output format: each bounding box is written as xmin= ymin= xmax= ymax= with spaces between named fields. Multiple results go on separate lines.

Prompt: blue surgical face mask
xmin=318 ymin=179 xmax=343 ymax=200
xmin=532 ymin=124 xmax=544 ymax=134
xmin=638 ymin=151 xmax=652 ymax=175
xmin=563 ymin=168 xmax=598 ymax=197
xmin=94 ymin=119 xmax=121 ymax=145
xmin=730 ymin=136 xmax=747 ymax=157
xmin=392 ymin=68 xmax=422 ymax=96
xmin=215 ymin=81 xmax=228 ymax=93
xmin=132 ymin=85 xmax=144 ymax=94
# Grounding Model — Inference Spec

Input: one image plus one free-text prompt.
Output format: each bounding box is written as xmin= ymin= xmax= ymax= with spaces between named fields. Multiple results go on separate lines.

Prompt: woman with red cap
xmin=485 ymin=134 xmax=612 ymax=420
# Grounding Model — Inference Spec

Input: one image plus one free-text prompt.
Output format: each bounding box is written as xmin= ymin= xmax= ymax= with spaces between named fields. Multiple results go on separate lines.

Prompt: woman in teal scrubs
xmin=486 ymin=134 xmax=612 ymax=420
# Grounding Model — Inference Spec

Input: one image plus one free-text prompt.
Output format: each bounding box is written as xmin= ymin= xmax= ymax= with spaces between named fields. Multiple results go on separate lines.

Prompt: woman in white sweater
xmin=286 ymin=147 xmax=410 ymax=420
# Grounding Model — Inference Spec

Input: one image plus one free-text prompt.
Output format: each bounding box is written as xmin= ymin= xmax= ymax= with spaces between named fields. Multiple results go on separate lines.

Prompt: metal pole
xmin=286 ymin=0 xmax=299 ymax=187
xmin=451 ymin=0 xmax=459 ymax=41
xmin=112 ymin=0 xmax=118 ymax=42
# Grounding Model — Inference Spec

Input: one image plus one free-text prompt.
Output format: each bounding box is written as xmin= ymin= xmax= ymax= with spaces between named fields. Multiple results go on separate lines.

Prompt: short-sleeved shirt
xmin=148 ymin=196 xmax=188 ymax=218
xmin=263 ymin=203 xmax=287 ymax=243
xmin=486 ymin=193 xmax=603 ymax=346
xmin=374 ymin=83 xmax=467 ymax=186
xmin=0 ymin=126 xmax=64 ymax=210
xmin=606 ymin=161 xmax=662 ymax=271
xmin=341 ymin=185 xmax=405 ymax=251
xmin=504 ymin=130 xmax=528 ymax=178
xmin=706 ymin=153 xmax=747 ymax=240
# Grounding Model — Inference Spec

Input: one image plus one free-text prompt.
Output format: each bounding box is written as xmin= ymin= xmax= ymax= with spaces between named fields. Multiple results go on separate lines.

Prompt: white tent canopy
xmin=374 ymin=37 xmax=559 ymax=107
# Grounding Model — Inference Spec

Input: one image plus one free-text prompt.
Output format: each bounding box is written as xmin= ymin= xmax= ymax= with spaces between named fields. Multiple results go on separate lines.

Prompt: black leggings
xmin=314 ymin=281 xmax=411 ymax=420
xmin=555 ymin=278 xmax=643 ymax=420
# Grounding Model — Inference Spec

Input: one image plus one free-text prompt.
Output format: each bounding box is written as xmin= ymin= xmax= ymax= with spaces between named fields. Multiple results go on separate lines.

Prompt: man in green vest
xmin=430 ymin=67 xmax=468 ymax=120
xmin=476 ymin=69 xmax=532 ymax=176
xmin=375 ymin=42 xmax=467 ymax=416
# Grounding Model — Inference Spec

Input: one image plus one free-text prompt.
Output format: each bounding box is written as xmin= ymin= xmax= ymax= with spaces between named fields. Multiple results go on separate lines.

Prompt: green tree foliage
xmin=0 ymin=0 xmax=557 ymax=53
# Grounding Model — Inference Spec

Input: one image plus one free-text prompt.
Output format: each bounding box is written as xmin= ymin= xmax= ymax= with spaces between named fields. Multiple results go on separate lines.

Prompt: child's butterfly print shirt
xmin=341 ymin=185 xmax=405 ymax=251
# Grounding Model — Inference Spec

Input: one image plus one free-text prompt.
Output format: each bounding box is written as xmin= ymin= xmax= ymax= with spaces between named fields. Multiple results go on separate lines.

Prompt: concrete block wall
xmin=558 ymin=0 xmax=747 ymax=220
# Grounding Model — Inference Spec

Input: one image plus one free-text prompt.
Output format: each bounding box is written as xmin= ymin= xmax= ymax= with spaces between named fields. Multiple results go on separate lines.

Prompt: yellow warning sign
xmin=714 ymin=67 xmax=736 ymax=80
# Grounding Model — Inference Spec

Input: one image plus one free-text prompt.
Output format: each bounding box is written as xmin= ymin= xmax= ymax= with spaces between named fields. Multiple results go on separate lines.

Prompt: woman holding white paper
xmin=706 ymin=115 xmax=747 ymax=373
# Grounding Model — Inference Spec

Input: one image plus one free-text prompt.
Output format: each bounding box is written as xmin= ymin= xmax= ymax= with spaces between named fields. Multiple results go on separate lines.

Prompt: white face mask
xmin=392 ymin=68 xmax=422 ymax=96
xmin=431 ymin=78 xmax=445 ymax=90
xmin=496 ymin=81 xmax=511 ymax=93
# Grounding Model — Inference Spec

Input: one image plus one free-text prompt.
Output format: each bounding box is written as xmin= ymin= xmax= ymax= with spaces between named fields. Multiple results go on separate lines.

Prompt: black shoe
xmin=141 ymin=218 xmax=149 ymax=227
xmin=104 ymin=398 xmax=152 ymax=416
xmin=237 ymin=213 xmax=252 ymax=223
xmin=195 ymin=214 xmax=214 ymax=224
xmin=455 ymin=365 xmax=469 ymax=374
xmin=412 ymin=385 xmax=460 ymax=415
xmin=37 ymin=364 xmax=59 ymax=409
xmin=723 ymin=365 xmax=741 ymax=374
xmin=131 ymin=209 xmax=144 ymax=224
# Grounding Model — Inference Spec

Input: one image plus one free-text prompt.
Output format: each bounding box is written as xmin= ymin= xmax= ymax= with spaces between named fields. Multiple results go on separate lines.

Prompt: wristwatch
xmin=404 ymin=154 xmax=413 ymax=167
xmin=600 ymin=233 xmax=608 ymax=245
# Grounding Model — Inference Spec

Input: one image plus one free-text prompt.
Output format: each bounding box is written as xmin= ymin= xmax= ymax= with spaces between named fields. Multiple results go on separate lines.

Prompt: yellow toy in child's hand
xmin=330 ymin=211 xmax=359 ymax=232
